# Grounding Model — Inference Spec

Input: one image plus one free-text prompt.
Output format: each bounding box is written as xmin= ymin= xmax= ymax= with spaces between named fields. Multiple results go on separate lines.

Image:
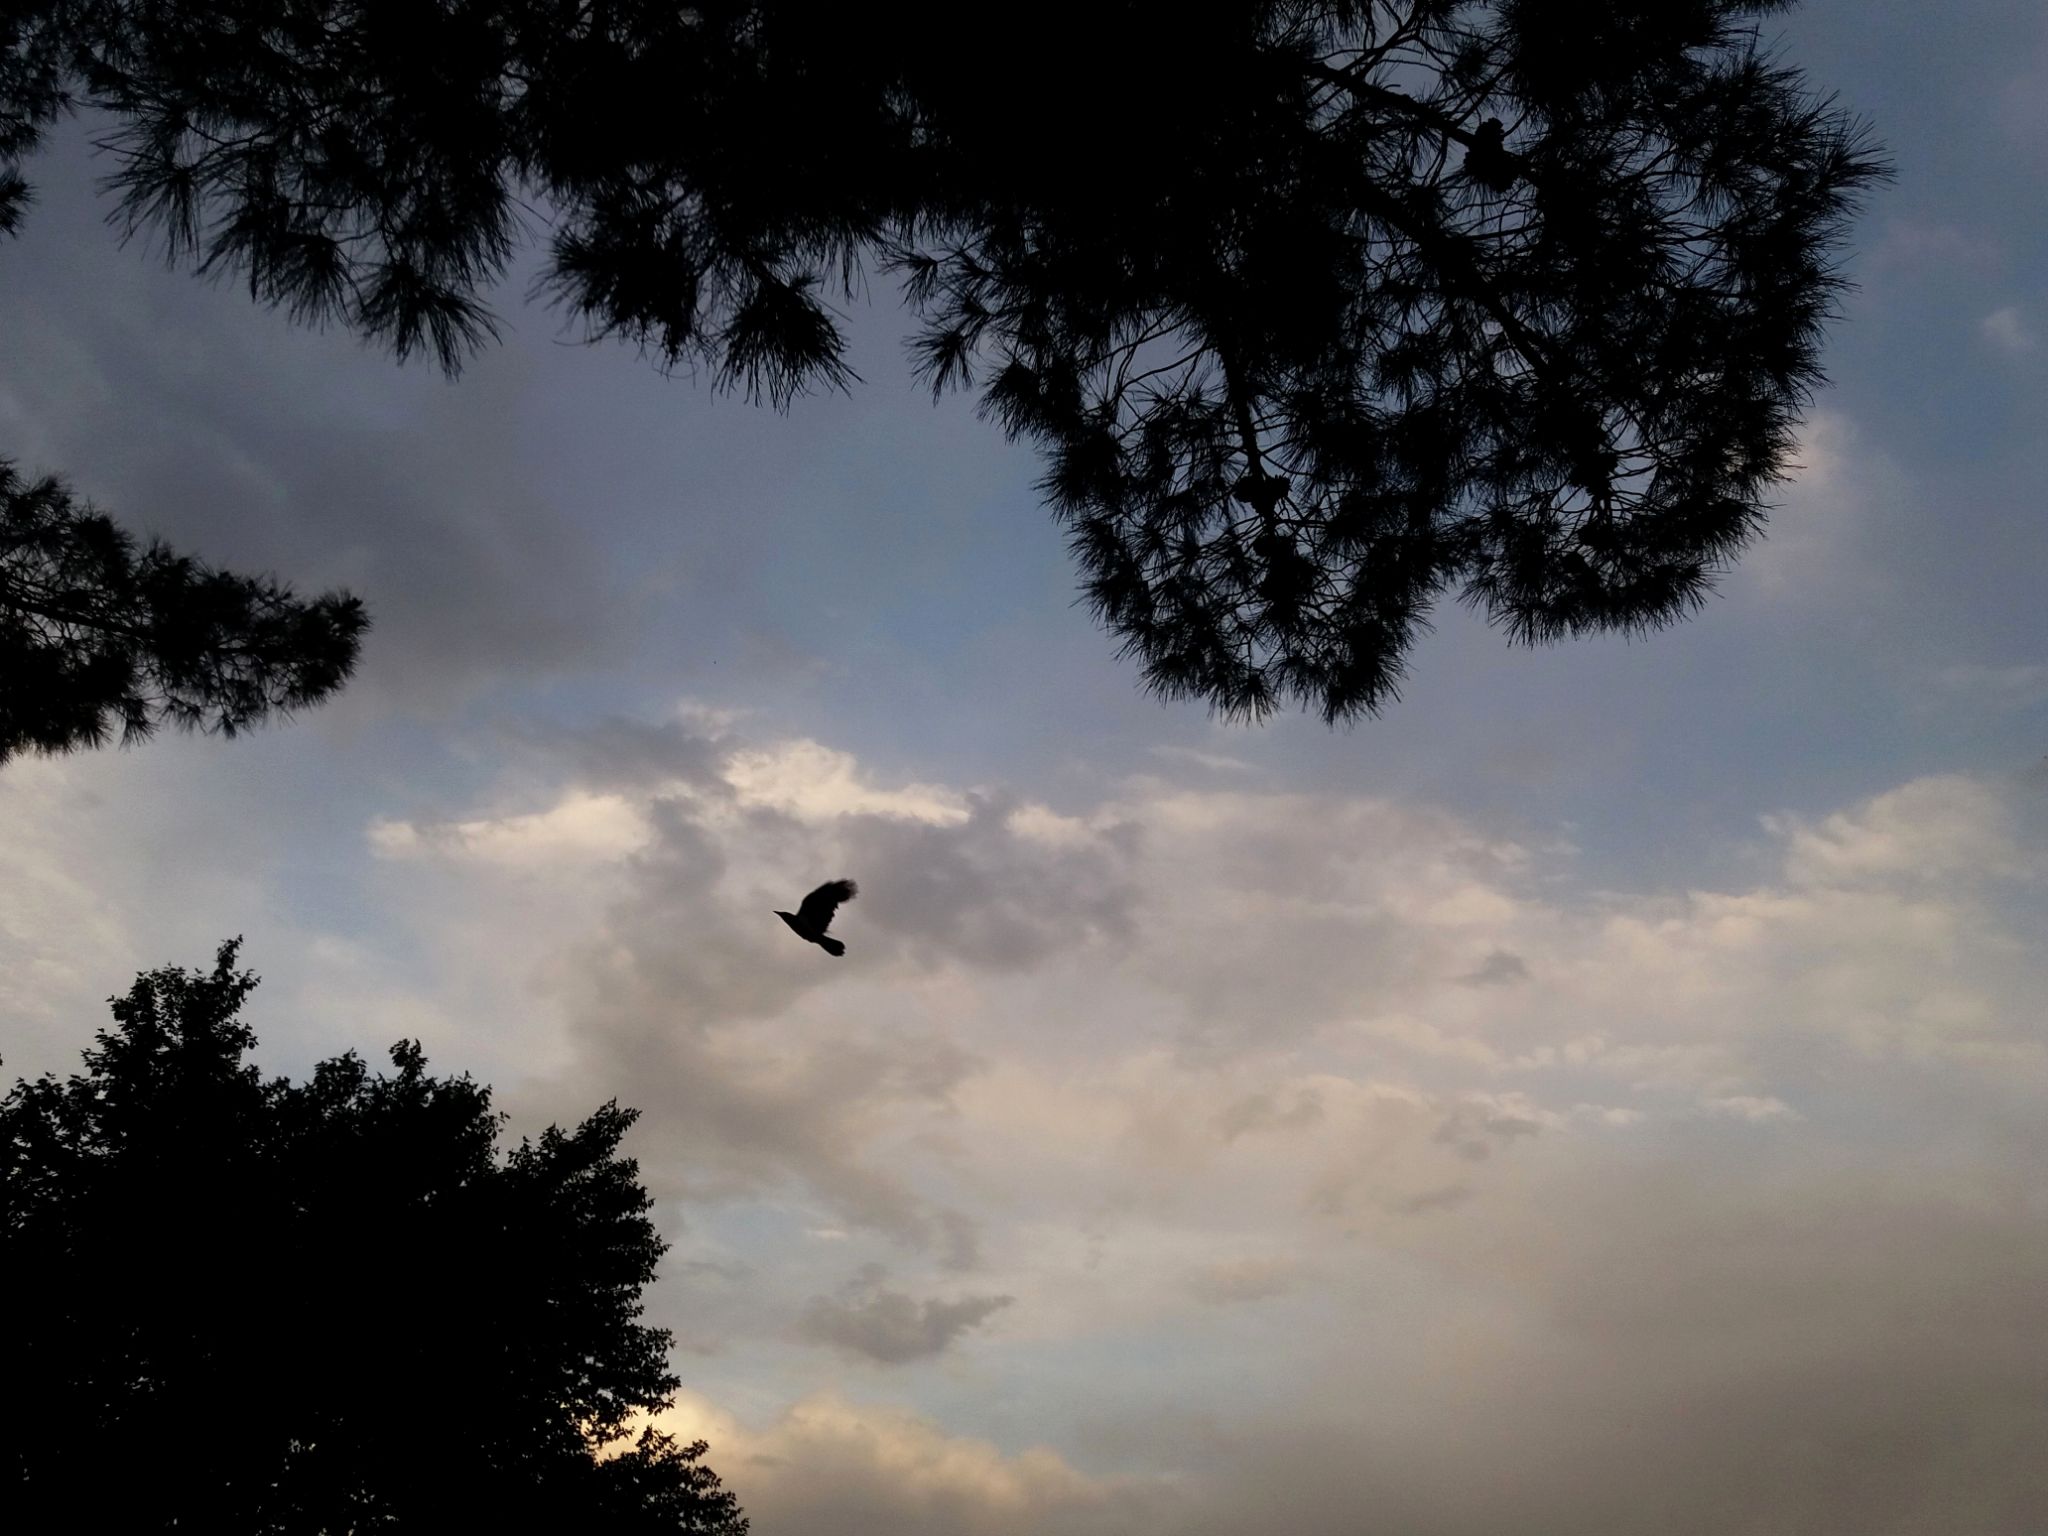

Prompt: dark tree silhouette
xmin=0 ymin=942 xmax=748 ymax=1535
xmin=0 ymin=461 xmax=367 ymax=762
xmin=3 ymin=1 xmax=1884 ymax=721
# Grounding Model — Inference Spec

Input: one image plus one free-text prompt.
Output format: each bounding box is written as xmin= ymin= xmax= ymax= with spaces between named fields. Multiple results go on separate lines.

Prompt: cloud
xmin=1215 ymin=1087 xmax=1325 ymax=1141
xmin=1734 ymin=409 xmax=1903 ymax=601
xmin=1149 ymin=744 xmax=1257 ymax=774
xmin=358 ymin=725 xmax=1142 ymax=1252
xmin=657 ymin=1392 xmax=1176 ymax=1536
xmin=1981 ymin=304 xmax=2037 ymax=353
xmin=369 ymin=790 xmax=650 ymax=867
xmin=1863 ymin=218 xmax=2005 ymax=281
xmin=796 ymin=1272 xmax=1013 ymax=1363
xmin=0 ymin=739 xmax=405 ymax=1082
xmin=664 ymin=1119 xmax=2048 ymax=1535
xmin=1764 ymin=773 xmax=2019 ymax=887
xmin=286 ymin=724 xmax=2048 ymax=1529
xmin=725 ymin=741 xmax=970 ymax=826
xmin=5 ymin=48 xmax=2045 ymax=1531
xmin=833 ymin=791 xmax=1139 ymax=971
xmin=1185 ymin=1255 xmax=1299 ymax=1304
xmin=1433 ymin=1093 xmax=1550 ymax=1158
xmin=1458 ymin=948 xmax=1529 ymax=986
xmin=363 ymin=724 xmax=2048 ymax=1252
xmin=1997 ymin=40 xmax=2048 ymax=167
xmin=1930 ymin=661 xmax=2048 ymax=712
xmin=0 ymin=121 xmax=656 ymax=715
xmin=0 ymin=758 xmax=143 ymax=1059
xmin=1698 ymin=1090 xmax=1798 ymax=1122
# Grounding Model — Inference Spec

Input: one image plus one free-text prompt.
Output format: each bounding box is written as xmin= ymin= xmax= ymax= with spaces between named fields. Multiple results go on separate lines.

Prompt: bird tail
xmin=818 ymin=935 xmax=846 ymax=958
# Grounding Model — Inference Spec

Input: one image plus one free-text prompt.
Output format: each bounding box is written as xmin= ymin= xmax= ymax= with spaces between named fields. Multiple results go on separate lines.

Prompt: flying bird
xmin=776 ymin=878 xmax=858 ymax=957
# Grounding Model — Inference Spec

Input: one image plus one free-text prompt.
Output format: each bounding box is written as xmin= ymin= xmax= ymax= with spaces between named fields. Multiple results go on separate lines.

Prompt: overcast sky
xmin=4 ymin=3 xmax=2046 ymax=1531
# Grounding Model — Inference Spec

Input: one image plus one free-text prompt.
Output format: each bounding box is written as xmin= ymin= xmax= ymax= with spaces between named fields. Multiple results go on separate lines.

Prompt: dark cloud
xmin=543 ymin=995 xmax=977 ymax=1246
xmin=934 ymin=1210 xmax=983 ymax=1272
xmin=1112 ymin=795 xmax=1539 ymax=1062
xmin=1391 ymin=1182 xmax=1473 ymax=1216
xmin=1431 ymin=1102 xmax=1544 ymax=1163
xmin=708 ymin=1145 xmax=2048 ymax=1535
xmin=0 ymin=126 xmax=633 ymax=711
xmin=1031 ymin=1138 xmax=2048 ymax=1536
xmin=1459 ymin=948 xmax=1530 ymax=986
xmin=1215 ymin=1088 xmax=1324 ymax=1141
xmin=837 ymin=793 xmax=1139 ymax=971
xmin=509 ymin=834 xmax=979 ymax=1248
xmin=795 ymin=1271 xmax=1013 ymax=1363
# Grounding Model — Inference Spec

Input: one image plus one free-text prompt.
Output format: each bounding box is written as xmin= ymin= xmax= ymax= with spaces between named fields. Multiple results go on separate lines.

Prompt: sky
xmin=3 ymin=3 xmax=2046 ymax=1531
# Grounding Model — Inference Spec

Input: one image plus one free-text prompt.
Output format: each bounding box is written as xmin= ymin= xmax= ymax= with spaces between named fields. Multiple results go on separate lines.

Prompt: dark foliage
xmin=0 ymin=460 xmax=367 ymax=762
xmin=0 ymin=942 xmax=748 ymax=1535
xmin=4 ymin=1 xmax=1885 ymax=721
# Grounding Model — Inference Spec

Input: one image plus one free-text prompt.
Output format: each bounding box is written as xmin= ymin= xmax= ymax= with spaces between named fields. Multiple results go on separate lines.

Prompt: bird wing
xmin=795 ymin=878 xmax=857 ymax=933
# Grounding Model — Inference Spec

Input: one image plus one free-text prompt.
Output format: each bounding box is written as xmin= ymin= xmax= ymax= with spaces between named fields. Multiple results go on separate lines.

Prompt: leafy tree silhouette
xmin=0 ymin=942 xmax=748 ymax=1534
xmin=1 ymin=462 xmax=367 ymax=762
xmin=3 ymin=1 xmax=1884 ymax=723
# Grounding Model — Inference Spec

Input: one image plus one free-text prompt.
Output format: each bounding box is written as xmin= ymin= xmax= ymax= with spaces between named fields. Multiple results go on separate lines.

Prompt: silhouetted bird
xmin=776 ymin=879 xmax=858 ymax=957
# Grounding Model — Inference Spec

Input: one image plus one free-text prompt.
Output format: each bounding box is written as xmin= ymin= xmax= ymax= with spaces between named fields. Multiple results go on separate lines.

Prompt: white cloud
xmin=724 ymin=740 xmax=971 ymax=825
xmin=0 ymin=741 xmax=347 ymax=1078
xmin=1764 ymin=774 xmax=2019 ymax=887
xmin=0 ymin=757 xmax=138 ymax=1052
xmin=654 ymin=1392 xmax=1174 ymax=1536
xmin=368 ymin=789 xmax=650 ymax=866
xmin=1735 ymin=409 xmax=1901 ymax=600
xmin=1981 ymin=305 xmax=2037 ymax=353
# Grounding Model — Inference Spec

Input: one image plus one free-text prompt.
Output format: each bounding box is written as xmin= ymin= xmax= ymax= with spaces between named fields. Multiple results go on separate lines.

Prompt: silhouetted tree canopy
xmin=0 ymin=942 xmax=748 ymax=1535
xmin=0 ymin=461 xmax=366 ymax=762
xmin=3 ymin=1 xmax=1884 ymax=721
